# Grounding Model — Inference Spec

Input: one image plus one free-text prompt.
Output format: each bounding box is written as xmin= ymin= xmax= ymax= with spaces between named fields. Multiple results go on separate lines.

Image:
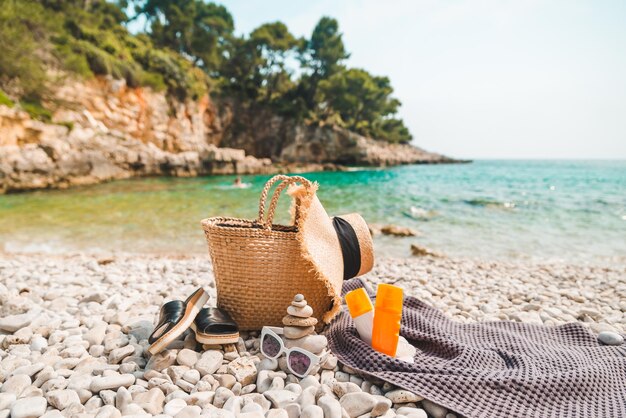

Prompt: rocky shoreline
xmin=0 ymin=253 xmax=623 ymax=417
xmin=0 ymin=77 xmax=464 ymax=194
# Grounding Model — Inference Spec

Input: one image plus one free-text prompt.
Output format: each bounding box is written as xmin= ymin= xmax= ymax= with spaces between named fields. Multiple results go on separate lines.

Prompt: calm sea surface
xmin=1 ymin=160 xmax=625 ymax=263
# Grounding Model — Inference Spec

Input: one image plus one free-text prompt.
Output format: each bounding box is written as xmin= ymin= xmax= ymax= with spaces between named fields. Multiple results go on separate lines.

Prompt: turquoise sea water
xmin=0 ymin=160 xmax=625 ymax=263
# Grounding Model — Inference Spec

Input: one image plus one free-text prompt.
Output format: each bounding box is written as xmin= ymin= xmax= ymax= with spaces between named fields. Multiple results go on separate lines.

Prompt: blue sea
xmin=1 ymin=160 xmax=624 ymax=263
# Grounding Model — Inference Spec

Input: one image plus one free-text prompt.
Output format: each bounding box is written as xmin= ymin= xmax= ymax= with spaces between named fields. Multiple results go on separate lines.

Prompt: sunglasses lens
xmin=262 ymin=333 xmax=281 ymax=358
xmin=288 ymin=350 xmax=312 ymax=376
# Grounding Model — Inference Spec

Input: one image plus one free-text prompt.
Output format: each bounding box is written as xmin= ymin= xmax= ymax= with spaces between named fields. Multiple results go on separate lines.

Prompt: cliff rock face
xmin=0 ymin=77 xmax=456 ymax=193
xmin=279 ymin=124 xmax=452 ymax=165
xmin=215 ymin=100 xmax=454 ymax=165
xmin=0 ymin=78 xmax=273 ymax=193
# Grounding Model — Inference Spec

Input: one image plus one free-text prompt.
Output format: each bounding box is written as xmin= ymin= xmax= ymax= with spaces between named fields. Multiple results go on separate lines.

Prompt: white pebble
xmin=598 ymin=331 xmax=624 ymax=346
xmin=10 ymin=396 xmax=47 ymax=418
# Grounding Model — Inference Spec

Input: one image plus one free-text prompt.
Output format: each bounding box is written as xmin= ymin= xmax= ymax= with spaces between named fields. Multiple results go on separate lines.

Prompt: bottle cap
xmin=345 ymin=288 xmax=373 ymax=318
xmin=375 ymin=284 xmax=403 ymax=312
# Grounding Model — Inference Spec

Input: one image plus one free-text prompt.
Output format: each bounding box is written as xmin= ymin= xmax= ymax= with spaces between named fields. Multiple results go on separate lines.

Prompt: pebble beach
xmin=0 ymin=253 xmax=624 ymax=418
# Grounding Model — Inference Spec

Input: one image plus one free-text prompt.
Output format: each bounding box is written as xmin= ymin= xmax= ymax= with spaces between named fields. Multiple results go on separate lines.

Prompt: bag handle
xmin=257 ymin=175 xmax=313 ymax=229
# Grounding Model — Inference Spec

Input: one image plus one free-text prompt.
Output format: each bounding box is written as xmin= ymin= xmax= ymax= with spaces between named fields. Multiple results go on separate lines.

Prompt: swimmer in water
xmin=233 ymin=176 xmax=249 ymax=189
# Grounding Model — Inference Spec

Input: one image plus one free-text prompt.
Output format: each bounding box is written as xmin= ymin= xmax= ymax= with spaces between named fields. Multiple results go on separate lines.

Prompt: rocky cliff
xmin=0 ymin=77 xmax=457 ymax=194
xmin=216 ymin=100 xmax=455 ymax=166
xmin=0 ymin=78 xmax=277 ymax=193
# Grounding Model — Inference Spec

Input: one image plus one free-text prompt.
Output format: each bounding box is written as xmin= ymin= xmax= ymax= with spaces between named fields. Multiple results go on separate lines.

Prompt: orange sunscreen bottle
xmin=345 ymin=288 xmax=374 ymax=345
xmin=371 ymin=284 xmax=403 ymax=356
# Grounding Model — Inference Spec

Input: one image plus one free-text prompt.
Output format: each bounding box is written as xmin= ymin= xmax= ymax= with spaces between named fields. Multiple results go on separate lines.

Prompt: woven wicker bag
xmin=201 ymin=175 xmax=339 ymax=331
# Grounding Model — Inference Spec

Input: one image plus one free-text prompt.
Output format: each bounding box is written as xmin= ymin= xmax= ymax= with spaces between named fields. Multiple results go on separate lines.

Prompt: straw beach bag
xmin=201 ymin=175 xmax=374 ymax=330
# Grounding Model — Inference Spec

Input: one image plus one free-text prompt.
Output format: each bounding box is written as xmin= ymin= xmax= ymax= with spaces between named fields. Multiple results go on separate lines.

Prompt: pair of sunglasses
xmin=260 ymin=327 xmax=324 ymax=378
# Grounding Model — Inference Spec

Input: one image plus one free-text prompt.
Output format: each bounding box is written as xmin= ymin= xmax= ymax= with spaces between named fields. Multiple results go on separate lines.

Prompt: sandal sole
xmin=191 ymin=322 xmax=240 ymax=345
xmin=148 ymin=289 xmax=209 ymax=355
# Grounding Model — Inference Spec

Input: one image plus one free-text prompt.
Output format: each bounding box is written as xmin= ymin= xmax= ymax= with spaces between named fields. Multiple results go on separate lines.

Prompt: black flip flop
xmin=191 ymin=307 xmax=239 ymax=345
xmin=148 ymin=287 xmax=209 ymax=354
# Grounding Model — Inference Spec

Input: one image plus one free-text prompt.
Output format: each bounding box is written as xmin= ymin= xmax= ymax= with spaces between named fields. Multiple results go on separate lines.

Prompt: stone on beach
xmin=286 ymin=304 xmax=313 ymax=318
xmin=385 ymin=389 xmax=423 ymax=403
xmin=410 ymin=244 xmax=443 ymax=257
xmin=146 ymin=349 xmax=177 ymax=372
xmin=227 ymin=357 xmax=258 ymax=386
xmin=84 ymin=322 xmax=108 ymax=346
xmin=422 ymin=399 xmax=448 ymax=418
xmin=283 ymin=325 xmax=315 ymax=339
xmin=332 ymin=382 xmax=361 ymax=398
xmin=263 ymin=389 xmax=298 ymax=408
xmin=510 ymin=311 xmax=543 ymax=324
xmin=265 ymin=409 xmax=289 ymax=418
xmin=175 ymin=405 xmax=202 ymax=417
xmin=0 ymin=375 xmax=31 ymax=396
xmin=183 ymin=368 xmax=201 ymax=384
xmin=597 ymin=331 xmax=624 ymax=346
xmin=284 ymin=335 xmax=328 ymax=355
xmin=177 ymin=348 xmax=201 ymax=367
xmin=9 ymin=397 xmax=47 ymax=418
xmin=133 ymin=388 xmax=165 ymax=414
xmin=0 ymin=394 xmax=16 ymax=410
xmin=109 ymin=344 xmax=135 ymax=364
xmin=94 ymin=405 xmax=122 ymax=418
xmin=30 ymin=335 xmax=48 ymax=352
xmin=371 ymin=398 xmax=392 ymax=417
xmin=397 ymin=407 xmax=428 ymax=418
xmin=301 ymin=404 xmax=324 ymax=418
xmin=318 ymin=395 xmax=342 ymax=418
xmin=114 ymin=387 xmax=132 ymax=411
xmin=163 ymin=398 xmax=188 ymax=416
xmin=46 ymin=389 xmax=81 ymax=410
xmin=291 ymin=294 xmax=306 ymax=305
xmin=196 ymin=350 xmax=224 ymax=376
xmin=339 ymin=392 xmax=377 ymax=417
xmin=282 ymin=315 xmax=317 ymax=327
xmin=90 ymin=374 xmax=136 ymax=392
xmin=0 ymin=311 xmax=37 ymax=333
xmin=213 ymin=387 xmax=235 ymax=408
xmin=381 ymin=224 xmax=418 ymax=237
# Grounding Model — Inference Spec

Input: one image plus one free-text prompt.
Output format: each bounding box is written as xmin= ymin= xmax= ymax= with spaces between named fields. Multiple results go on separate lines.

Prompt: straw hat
xmin=288 ymin=184 xmax=374 ymax=321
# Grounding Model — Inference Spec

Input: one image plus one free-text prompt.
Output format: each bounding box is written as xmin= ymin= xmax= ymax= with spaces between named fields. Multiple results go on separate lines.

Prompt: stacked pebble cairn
xmin=281 ymin=295 xmax=328 ymax=362
xmin=283 ymin=294 xmax=317 ymax=339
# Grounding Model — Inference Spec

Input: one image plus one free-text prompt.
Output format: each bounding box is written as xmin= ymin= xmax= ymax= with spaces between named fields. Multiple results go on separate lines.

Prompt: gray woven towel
xmin=325 ymin=278 xmax=626 ymax=418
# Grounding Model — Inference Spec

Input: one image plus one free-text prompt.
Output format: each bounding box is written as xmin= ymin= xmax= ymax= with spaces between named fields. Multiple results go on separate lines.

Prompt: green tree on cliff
xmin=0 ymin=0 xmax=52 ymax=100
xmin=303 ymin=17 xmax=350 ymax=78
xmin=317 ymin=68 xmax=412 ymax=143
xmin=130 ymin=0 xmax=234 ymax=73
xmin=249 ymin=22 xmax=300 ymax=103
xmin=294 ymin=17 xmax=350 ymax=116
xmin=217 ymin=21 xmax=299 ymax=110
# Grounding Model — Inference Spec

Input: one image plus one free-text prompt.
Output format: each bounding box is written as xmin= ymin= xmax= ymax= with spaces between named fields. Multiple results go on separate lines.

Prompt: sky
xmin=221 ymin=0 xmax=626 ymax=159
